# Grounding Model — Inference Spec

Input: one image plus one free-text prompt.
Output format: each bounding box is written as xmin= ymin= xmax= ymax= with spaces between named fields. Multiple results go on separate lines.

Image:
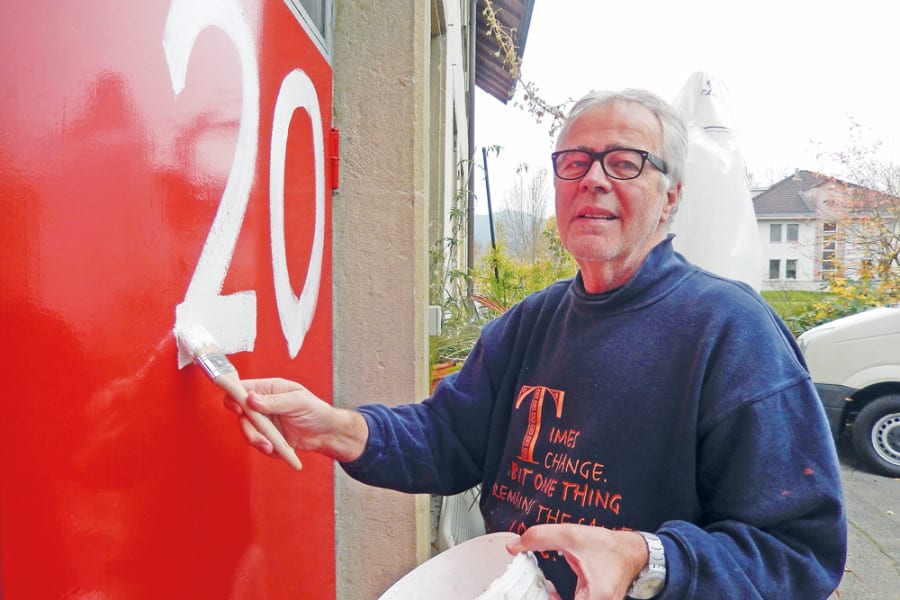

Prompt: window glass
xmin=290 ymin=0 xmax=333 ymax=52
xmin=822 ymin=222 xmax=837 ymax=274
xmin=298 ymin=0 xmax=325 ymax=31
xmin=786 ymin=259 xmax=797 ymax=279
xmin=769 ymin=259 xmax=780 ymax=279
xmin=786 ymin=223 xmax=799 ymax=242
xmin=770 ymin=223 xmax=782 ymax=242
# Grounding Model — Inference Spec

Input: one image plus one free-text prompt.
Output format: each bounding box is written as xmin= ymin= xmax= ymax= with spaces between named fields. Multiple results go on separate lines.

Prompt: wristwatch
xmin=627 ymin=531 xmax=666 ymax=599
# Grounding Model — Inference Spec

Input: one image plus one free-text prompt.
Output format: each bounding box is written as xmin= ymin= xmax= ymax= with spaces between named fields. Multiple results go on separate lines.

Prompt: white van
xmin=798 ymin=304 xmax=900 ymax=477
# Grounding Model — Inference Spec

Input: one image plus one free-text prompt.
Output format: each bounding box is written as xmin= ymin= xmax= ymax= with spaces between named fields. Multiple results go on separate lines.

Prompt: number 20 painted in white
xmin=165 ymin=0 xmax=324 ymax=366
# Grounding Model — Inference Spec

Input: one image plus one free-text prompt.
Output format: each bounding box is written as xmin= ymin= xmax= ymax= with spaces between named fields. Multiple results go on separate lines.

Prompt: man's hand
xmin=507 ymin=524 xmax=649 ymax=600
xmin=225 ymin=377 xmax=369 ymax=464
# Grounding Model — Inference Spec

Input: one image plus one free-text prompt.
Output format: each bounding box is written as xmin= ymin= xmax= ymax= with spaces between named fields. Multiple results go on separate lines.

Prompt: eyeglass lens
xmin=554 ymin=149 xmax=646 ymax=180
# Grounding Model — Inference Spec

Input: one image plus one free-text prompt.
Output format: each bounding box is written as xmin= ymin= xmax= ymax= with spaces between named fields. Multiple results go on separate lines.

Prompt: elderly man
xmin=233 ymin=89 xmax=847 ymax=599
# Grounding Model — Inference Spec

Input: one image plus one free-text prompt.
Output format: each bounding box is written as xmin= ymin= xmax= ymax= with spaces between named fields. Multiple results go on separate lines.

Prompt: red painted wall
xmin=0 ymin=1 xmax=335 ymax=597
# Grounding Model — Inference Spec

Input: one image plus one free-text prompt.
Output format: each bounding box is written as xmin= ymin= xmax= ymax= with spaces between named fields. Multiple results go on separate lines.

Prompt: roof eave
xmin=474 ymin=0 xmax=536 ymax=104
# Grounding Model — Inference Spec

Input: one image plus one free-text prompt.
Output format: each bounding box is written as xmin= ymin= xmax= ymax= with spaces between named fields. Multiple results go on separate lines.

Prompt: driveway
xmin=830 ymin=436 xmax=900 ymax=599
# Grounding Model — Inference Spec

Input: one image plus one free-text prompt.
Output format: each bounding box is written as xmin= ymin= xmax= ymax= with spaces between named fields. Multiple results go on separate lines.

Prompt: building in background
xmin=753 ymin=169 xmax=899 ymax=291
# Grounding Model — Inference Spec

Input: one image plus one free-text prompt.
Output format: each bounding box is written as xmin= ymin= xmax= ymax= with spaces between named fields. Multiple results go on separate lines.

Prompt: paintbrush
xmin=175 ymin=324 xmax=302 ymax=471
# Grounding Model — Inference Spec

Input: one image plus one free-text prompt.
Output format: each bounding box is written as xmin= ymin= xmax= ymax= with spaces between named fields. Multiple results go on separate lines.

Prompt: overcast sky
xmin=474 ymin=0 xmax=899 ymax=214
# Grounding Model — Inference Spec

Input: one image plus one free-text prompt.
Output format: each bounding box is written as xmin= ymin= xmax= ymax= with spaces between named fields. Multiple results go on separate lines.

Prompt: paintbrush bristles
xmin=175 ymin=324 xmax=237 ymax=380
xmin=174 ymin=323 xmax=220 ymax=357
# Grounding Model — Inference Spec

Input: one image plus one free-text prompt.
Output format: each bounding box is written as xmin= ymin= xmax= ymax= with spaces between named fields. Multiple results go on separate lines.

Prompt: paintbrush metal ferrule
xmin=194 ymin=351 xmax=237 ymax=380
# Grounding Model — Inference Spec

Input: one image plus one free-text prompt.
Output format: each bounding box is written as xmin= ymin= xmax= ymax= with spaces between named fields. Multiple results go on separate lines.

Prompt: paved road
xmin=830 ymin=436 xmax=900 ymax=599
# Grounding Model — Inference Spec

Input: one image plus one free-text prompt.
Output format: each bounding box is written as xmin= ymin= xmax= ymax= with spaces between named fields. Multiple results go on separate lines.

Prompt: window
xmin=786 ymin=259 xmax=797 ymax=279
xmin=786 ymin=223 xmax=799 ymax=242
xmin=769 ymin=259 xmax=781 ymax=279
xmin=822 ymin=222 xmax=837 ymax=274
xmin=297 ymin=0 xmax=330 ymax=33
xmin=770 ymin=224 xmax=782 ymax=243
xmin=289 ymin=0 xmax=334 ymax=53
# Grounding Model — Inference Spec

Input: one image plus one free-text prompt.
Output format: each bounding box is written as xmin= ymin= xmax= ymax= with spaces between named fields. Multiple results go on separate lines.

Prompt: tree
xmin=541 ymin=215 xmax=577 ymax=276
xmin=818 ymin=121 xmax=900 ymax=283
xmin=785 ymin=126 xmax=900 ymax=334
xmin=497 ymin=166 xmax=551 ymax=264
xmin=473 ymin=217 xmax=577 ymax=312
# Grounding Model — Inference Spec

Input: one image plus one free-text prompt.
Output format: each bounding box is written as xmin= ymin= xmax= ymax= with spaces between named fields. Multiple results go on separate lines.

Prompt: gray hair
xmin=556 ymin=89 xmax=688 ymax=193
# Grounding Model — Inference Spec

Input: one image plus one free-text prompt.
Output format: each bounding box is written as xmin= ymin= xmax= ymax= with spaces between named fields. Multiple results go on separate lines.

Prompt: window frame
xmin=785 ymin=259 xmax=797 ymax=279
xmin=770 ymin=223 xmax=783 ymax=243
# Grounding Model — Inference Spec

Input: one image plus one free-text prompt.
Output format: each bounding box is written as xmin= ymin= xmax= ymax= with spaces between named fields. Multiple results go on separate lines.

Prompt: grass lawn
xmin=761 ymin=290 xmax=830 ymax=320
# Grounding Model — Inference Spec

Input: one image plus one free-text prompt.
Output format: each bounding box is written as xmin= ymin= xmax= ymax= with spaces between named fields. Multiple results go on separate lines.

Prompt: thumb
xmin=247 ymin=388 xmax=307 ymax=417
xmin=246 ymin=390 xmax=273 ymax=414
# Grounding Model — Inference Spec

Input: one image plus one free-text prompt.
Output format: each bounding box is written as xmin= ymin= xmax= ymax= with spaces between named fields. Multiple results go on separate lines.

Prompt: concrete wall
xmin=331 ymin=2 xmax=434 ymax=598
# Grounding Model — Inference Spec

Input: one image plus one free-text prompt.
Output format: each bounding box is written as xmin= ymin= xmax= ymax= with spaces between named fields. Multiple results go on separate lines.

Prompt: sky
xmin=473 ymin=0 xmax=900 ymax=215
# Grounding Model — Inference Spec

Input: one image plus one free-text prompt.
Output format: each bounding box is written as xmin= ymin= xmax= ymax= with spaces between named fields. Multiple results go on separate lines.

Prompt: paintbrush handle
xmin=215 ymin=371 xmax=303 ymax=471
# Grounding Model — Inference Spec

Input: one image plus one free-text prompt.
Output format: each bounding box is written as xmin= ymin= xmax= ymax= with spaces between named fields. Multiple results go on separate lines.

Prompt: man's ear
xmin=661 ymin=183 xmax=682 ymax=222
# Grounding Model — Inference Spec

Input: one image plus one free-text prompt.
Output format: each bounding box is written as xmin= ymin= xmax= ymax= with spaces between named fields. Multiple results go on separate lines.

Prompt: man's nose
xmin=580 ymin=158 xmax=612 ymax=192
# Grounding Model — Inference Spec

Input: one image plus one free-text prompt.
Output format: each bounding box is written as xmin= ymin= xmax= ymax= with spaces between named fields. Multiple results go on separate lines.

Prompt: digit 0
xmin=269 ymin=69 xmax=324 ymax=359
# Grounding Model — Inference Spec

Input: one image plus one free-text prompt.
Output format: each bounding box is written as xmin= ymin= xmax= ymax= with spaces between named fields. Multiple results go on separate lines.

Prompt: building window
xmin=786 ymin=223 xmax=799 ymax=242
xmin=786 ymin=259 xmax=797 ymax=279
xmin=769 ymin=259 xmax=781 ymax=279
xmin=822 ymin=222 xmax=837 ymax=275
xmin=289 ymin=0 xmax=334 ymax=52
xmin=770 ymin=224 xmax=782 ymax=243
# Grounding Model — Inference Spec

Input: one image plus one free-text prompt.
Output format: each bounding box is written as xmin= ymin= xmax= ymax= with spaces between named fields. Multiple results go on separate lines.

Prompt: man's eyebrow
xmin=566 ymin=144 xmax=627 ymax=152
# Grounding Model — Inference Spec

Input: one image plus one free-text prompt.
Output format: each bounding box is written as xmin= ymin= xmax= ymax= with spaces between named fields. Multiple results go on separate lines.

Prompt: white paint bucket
xmin=378 ymin=532 xmax=550 ymax=599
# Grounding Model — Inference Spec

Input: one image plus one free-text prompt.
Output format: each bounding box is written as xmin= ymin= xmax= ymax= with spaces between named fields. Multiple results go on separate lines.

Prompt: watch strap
xmin=627 ymin=531 xmax=666 ymax=599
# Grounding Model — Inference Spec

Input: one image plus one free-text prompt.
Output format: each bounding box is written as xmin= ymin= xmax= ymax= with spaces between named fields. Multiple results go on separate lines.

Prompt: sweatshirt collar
xmin=569 ymin=235 xmax=694 ymax=312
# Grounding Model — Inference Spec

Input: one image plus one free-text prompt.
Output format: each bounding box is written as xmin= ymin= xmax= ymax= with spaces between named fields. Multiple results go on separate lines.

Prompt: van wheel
xmin=852 ymin=394 xmax=900 ymax=477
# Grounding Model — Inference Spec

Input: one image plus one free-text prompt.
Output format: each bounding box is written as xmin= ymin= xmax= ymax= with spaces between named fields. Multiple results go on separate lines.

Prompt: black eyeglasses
xmin=550 ymin=148 xmax=668 ymax=181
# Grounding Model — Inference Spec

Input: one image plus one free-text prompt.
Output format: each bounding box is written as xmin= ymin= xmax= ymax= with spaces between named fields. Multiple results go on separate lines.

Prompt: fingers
xmin=507 ymin=525 xmax=648 ymax=600
xmin=247 ymin=385 xmax=327 ymax=420
xmin=224 ymin=379 xmax=305 ymax=416
xmin=508 ymin=523 xmax=575 ymax=554
xmin=241 ymin=377 xmax=303 ymax=395
xmin=223 ymin=395 xmax=243 ymax=415
xmin=507 ymin=525 xmax=586 ymax=585
xmin=222 ymin=389 xmax=281 ymax=415
xmin=225 ymin=377 xmax=342 ymax=461
xmin=238 ymin=413 xmax=274 ymax=455
xmin=240 ymin=378 xmax=321 ymax=416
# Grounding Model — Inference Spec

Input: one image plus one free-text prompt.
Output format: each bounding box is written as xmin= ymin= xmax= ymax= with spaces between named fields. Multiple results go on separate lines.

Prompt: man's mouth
xmin=578 ymin=210 xmax=617 ymax=220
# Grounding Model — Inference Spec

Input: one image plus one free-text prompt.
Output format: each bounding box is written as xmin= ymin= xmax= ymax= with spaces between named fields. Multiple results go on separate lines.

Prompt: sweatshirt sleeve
xmin=338 ymin=310 xmax=518 ymax=495
xmin=337 ymin=397 xmax=484 ymax=495
xmin=656 ymin=379 xmax=847 ymax=599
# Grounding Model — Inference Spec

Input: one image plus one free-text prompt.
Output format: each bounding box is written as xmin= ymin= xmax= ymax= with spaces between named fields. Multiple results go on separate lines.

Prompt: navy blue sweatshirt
xmin=343 ymin=238 xmax=847 ymax=599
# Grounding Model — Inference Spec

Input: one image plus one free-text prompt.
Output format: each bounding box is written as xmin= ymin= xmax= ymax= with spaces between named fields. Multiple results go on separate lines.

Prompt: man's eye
xmin=607 ymin=153 xmax=642 ymax=175
xmin=609 ymin=159 xmax=638 ymax=171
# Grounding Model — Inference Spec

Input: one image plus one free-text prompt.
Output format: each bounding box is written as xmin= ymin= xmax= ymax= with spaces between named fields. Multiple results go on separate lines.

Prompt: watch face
xmin=633 ymin=573 xmax=666 ymax=594
xmin=629 ymin=532 xmax=666 ymax=599
xmin=629 ymin=567 xmax=666 ymax=599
